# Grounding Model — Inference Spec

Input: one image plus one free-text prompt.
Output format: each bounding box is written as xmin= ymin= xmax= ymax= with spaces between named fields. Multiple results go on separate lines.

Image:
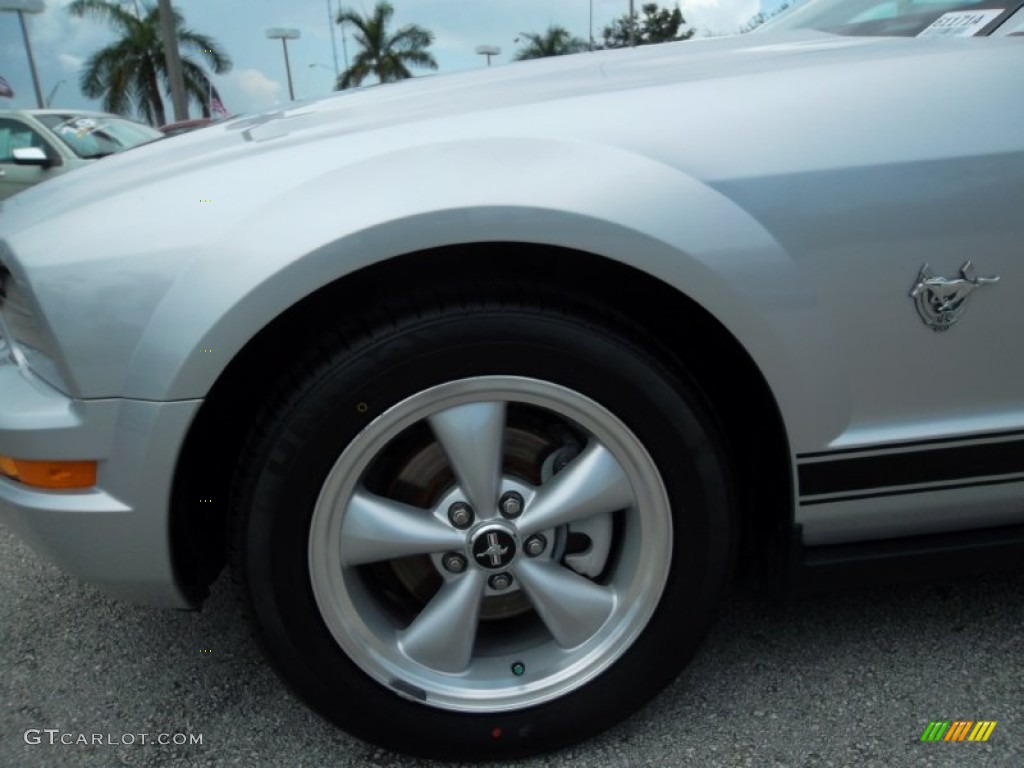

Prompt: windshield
xmin=763 ymin=0 xmax=1024 ymax=36
xmin=36 ymin=114 xmax=164 ymax=159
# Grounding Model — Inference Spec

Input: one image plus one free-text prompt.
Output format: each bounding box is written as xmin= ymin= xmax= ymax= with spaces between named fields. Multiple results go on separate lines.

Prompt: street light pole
xmin=1 ymin=1 xmax=47 ymax=108
xmin=16 ymin=9 xmax=43 ymax=107
xmin=267 ymin=28 xmax=301 ymax=101
xmin=45 ymin=79 xmax=65 ymax=107
xmin=157 ymin=0 xmax=188 ymax=121
xmin=475 ymin=45 xmax=500 ymax=67
xmin=281 ymin=38 xmax=294 ymax=99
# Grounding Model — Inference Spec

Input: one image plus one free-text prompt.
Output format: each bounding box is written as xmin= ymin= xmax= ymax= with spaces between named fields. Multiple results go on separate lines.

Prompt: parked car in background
xmin=158 ymin=117 xmax=215 ymax=137
xmin=0 ymin=109 xmax=162 ymax=200
xmin=1 ymin=0 xmax=1022 ymax=760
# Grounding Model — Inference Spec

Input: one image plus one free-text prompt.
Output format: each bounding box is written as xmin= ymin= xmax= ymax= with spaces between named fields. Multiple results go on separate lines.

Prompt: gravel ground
xmin=1 ymin=522 xmax=1021 ymax=768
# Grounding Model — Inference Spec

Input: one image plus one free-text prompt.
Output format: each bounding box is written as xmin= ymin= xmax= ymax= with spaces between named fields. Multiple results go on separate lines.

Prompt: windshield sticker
xmin=918 ymin=9 xmax=1003 ymax=37
xmin=57 ymin=118 xmax=100 ymax=138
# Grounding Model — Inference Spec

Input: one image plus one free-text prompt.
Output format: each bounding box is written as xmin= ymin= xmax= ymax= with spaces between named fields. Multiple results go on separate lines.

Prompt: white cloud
xmin=57 ymin=52 xmax=83 ymax=72
xmin=225 ymin=67 xmax=281 ymax=112
xmin=30 ymin=0 xmax=108 ymax=50
xmin=679 ymin=0 xmax=762 ymax=36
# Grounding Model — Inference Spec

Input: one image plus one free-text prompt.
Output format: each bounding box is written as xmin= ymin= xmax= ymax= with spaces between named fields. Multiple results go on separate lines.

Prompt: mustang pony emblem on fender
xmin=909 ymin=261 xmax=999 ymax=331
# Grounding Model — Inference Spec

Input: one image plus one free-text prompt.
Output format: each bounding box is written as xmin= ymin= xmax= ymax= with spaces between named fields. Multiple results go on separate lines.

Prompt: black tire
xmin=230 ymin=281 xmax=734 ymax=760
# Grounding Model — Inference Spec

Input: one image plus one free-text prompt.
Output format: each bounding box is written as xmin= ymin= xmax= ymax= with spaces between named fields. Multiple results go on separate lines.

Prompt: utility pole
xmin=326 ymin=0 xmax=339 ymax=77
xmin=589 ymin=0 xmax=594 ymax=51
xmin=340 ymin=18 xmax=349 ymax=70
xmin=157 ymin=0 xmax=188 ymax=122
xmin=629 ymin=0 xmax=637 ymax=46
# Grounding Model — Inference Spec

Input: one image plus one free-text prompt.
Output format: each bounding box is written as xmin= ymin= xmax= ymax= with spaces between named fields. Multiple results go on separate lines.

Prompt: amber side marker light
xmin=0 ymin=457 xmax=97 ymax=489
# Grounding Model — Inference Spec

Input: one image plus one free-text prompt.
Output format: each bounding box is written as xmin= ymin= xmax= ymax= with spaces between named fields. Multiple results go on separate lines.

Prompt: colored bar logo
xmin=920 ymin=721 xmax=997 ymax=742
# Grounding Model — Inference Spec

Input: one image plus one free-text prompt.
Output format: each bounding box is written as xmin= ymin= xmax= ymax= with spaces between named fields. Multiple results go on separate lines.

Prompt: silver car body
xmin=0 ymin=27 xmax=1022 ymax=607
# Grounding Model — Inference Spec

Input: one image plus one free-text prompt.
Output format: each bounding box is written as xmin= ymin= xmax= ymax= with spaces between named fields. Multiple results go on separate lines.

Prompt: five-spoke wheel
xmin=232 ymin=288 xmax=733 ymax=759
xmin=309 ymin=377 xmax=672 ymax=711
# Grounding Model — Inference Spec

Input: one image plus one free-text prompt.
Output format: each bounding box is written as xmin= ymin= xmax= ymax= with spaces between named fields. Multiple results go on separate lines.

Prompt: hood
xmin=0 ymin=29 xmax=912 ymax=228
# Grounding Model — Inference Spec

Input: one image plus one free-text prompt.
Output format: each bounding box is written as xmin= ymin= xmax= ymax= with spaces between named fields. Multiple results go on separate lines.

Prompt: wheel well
xmin=170 ymin=243 xmax=794 ymax=604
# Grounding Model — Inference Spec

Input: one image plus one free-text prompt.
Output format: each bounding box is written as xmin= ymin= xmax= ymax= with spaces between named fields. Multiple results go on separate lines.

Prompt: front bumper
xmin=0 ymin=360 xmax=201 ymax=608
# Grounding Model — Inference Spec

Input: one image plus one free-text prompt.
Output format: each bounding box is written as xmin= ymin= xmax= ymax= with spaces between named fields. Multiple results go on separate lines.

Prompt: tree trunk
xmin=146 ymin=61 xmax=166 ymax=126
xmin=157 ymin=0 xmax=189 ymax=121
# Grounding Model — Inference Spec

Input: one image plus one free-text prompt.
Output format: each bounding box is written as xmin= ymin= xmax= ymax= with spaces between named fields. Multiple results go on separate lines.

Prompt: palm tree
xmin=68 ymin=0 xmax=231 ymax=126
xmin=335 ymin=2 xmax=437 ymax=90
xmin=513 ymin=25 xmax=588 ymax=61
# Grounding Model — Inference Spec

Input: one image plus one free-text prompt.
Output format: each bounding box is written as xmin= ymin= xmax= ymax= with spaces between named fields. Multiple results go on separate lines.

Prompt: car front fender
xmin=124 ymin=138 xmax=846 ymax=449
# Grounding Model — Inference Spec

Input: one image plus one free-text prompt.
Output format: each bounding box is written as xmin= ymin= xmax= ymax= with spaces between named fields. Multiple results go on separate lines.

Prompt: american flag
xmin=209 ymin=81 xmax=229 ymax=118
xmin=0 ymin=75 xmax=13 ymax=99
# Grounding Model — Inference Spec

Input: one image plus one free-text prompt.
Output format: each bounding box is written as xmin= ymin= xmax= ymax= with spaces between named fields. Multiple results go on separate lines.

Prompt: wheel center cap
xmin=470 ymin=525 xmax=517 ymax=570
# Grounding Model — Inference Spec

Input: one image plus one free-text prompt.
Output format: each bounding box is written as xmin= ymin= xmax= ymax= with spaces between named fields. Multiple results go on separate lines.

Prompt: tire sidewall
xmin=238 ymin=310 xmax=732 ymax=759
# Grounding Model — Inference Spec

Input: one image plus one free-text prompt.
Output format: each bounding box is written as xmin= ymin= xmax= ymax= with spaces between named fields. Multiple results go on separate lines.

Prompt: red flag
xmin=0 ymin=75 xmax=13 ymax=99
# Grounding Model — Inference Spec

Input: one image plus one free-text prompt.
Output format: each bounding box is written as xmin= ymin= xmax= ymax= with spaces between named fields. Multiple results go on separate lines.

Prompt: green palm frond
xmin=335 ymin=1 xmax=436 ymax=90
xmin=68 ymin=0 xmax=140 ymax=35
xmin=514 ymin=25 xmax=587 ymax=60
xmin=178 ymin=28 xmax=232 ymax=74
xmin=67 ymin=0 xmax=232 ymax=124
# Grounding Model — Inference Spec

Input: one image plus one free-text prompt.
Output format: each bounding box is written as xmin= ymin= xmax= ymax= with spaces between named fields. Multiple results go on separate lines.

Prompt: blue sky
xmin=0 ymin=1 xmax=784 ymax=120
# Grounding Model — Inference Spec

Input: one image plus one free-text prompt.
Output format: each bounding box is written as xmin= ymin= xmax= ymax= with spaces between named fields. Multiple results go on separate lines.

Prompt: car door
xmin=0 ymin=117 xmax=64 ymax=200
xmin=702 ymin=25 xmax=1023 ymax=545
xmin=775 ymin=37 xmax=1024 ymax=543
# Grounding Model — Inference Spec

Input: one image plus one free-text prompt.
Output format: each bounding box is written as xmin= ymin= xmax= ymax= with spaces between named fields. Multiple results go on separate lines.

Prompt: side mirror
xmin=12 ymin=147 xmax=52 ymax=168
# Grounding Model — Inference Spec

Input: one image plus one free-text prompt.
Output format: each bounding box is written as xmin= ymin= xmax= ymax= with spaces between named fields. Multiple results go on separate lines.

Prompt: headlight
xmin=0 ymin=259 xmax=46 ymax=353
xmin=0 ymin=255 xmax=66 ymax=390
xmin=0 ymin=261 xmax=26 ymax=370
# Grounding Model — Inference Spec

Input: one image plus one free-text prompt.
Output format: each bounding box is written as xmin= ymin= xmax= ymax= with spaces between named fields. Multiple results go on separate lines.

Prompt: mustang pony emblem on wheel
xmin=472 ymin=528 xmax=516 ymax=569
xmin=909 ymin=261 xmax=1000 ymax=331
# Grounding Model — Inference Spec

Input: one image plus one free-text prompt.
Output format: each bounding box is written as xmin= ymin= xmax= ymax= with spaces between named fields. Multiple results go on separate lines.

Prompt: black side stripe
xmin=798 ymin=437 xmax=1024 ymax=497
xmin=799 ymin=475 xmax=1024 ymax=506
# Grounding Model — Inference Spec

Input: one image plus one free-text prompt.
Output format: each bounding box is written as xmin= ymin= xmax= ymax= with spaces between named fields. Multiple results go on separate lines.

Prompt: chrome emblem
xmin=909 ymin=260 xmax=999 ymax=331
xmin=471 ymin=527 xmax=517 ymax=570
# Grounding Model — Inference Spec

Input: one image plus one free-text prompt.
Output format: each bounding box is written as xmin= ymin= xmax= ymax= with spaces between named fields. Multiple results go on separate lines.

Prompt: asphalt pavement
xmin=1 ymin=522 xmax=1021 ymax=768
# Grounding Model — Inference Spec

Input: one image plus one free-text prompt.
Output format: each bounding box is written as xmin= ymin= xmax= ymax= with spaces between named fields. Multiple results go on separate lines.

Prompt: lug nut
xmin=524 ymin=534 xmax=547 ymax=557
xmin=488 ymin=573 xmax=514 ymax=591
xmin=442 ymin=553 xmax=468 ymax=573
xmin=448 ymin=501 xmax=474 ymax=529
xmin=499 ymin=491 xmax=524 ymax=519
